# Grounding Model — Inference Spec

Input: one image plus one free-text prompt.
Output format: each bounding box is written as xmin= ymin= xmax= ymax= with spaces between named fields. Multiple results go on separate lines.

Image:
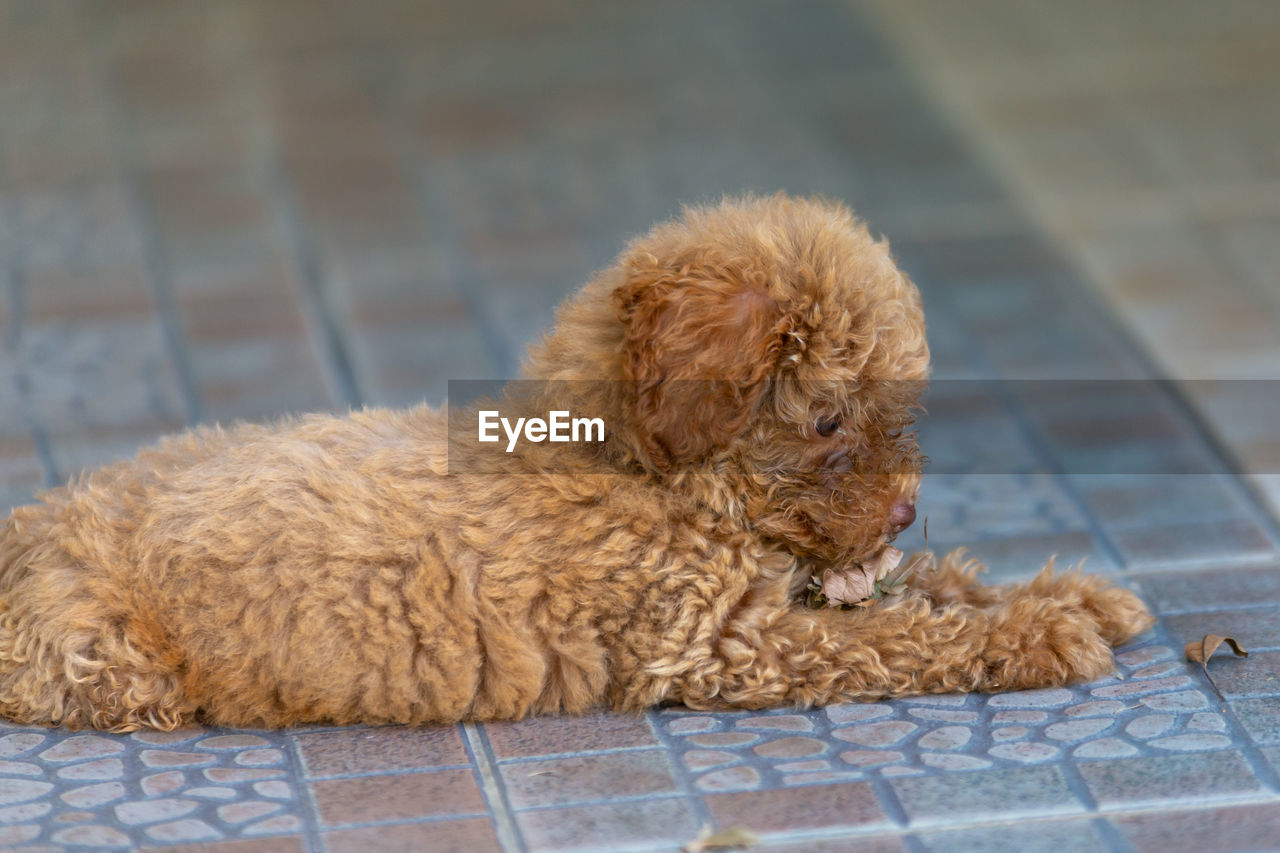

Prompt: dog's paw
xmin=1083 ymin=584 xmax=1155 ymax=646
xmin=982 ymin=597 xmax=1115 ymax=691
xmin=1023 ymin=569 xmax=1155 ymax=647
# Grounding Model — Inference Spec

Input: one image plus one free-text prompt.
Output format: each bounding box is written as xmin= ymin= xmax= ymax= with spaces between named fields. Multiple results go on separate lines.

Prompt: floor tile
xmin=759 ymin=837 xmax=909 ymax=853
xmin=155 ymin=839 xmax=307 ymax=853
xmin=1110 ymin=519 xmax=1276 ymax=569
xmin=1072 ymin=474 xmax=1258 ymax=528
xmin=1231 ymin=698 xmax=1280 ymax=746
xmin=295 ymin=726 xmax=470 ymax=777
xmin=918 ymin=818 xmax=1106 ymax=853
xmin=1196 ymin=651 xmax=1280 ymax=698
xmin=888 ymin=766 xmax=1082 ymax=825
xmin=1135 ymin=565 xmax=1280 ymax=613
xmin=1076 ymin=751 xmax=1262 ymax=808
xmin=1112 ymin=801 xmax=1280 ymax=853
xmin=310 ymin=769 xmax=486 ymax=827
xmin=704 ymin=782 xmax=890 ymax=835
xmin=499 ymin=750 xmax=678 ymax=809
xmin=321 ymin=817 xmax=502 ymax=853
xmin=924 ymin=530 xmax=1115 ymax=580
xmin=515 ymin=797 xmax=701 ymax=853
xmin=1163 ymin=608 xmax=1280 ymax=652
xmin=484 ymin=712 xmax=656 ymax=759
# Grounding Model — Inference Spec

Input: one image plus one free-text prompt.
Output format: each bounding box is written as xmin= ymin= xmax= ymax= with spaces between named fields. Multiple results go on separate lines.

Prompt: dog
xmin=0 ymin=195 xmax=1153 ymax=731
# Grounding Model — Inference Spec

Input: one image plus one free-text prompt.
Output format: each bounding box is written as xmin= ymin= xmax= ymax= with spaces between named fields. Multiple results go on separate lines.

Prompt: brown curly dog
xmin=0 ymin=195 xmax=1153 ymax=730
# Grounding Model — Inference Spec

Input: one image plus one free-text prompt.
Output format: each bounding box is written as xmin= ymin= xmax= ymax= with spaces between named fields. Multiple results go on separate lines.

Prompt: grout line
xmin=868 ymin=774 xmax=911 ymax=828
xmin=643 ymin=708 xmax=716 ymax=830
xmin=3 ymin=194 xmax=59 ymax=489
xmin=1148 ymin=621 xmax=1280 ymax=797
xmin=0 ymin=112 xmax=17 ymax=355
xmin=285 ymin=733 xmax=329 ymax=853
xmin=461 ymin=722 xmax=526 ymax=853
xmin=80 ymin=2 xmax=203 ymax=429
xmin=1058 ymin=758 xmax=1101 ymax=815
xmin=3 ymin=253 xmax=21 ymax=354
xmin=900 ymin=834 xmax=928 ymax=853
xmin=1091 ymin=815 xmax=1137 ymax=853
xmin=30 ymin=425 xmax=59 ymax=488
xmin=266 ymin=162 xmax=364 ymax=412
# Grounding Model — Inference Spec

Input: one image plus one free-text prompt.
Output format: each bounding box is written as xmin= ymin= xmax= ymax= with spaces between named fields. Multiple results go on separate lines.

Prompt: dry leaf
xmin=821 ymin=548 xmax=906 ymax=606
xmin=867 ymin=547 xmax=904 ymax=582
xmin=682 ymin=824 xmax=759 ymax=853
xmin=1185 ymin=634 xmax=1249 ymax=665
xmin=821 ymin=564 xmax=876 ymax=606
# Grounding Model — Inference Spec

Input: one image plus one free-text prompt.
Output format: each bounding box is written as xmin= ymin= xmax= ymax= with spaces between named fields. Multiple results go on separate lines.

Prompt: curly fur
xmin=0 ymin=195 xmax=1153 ymax=730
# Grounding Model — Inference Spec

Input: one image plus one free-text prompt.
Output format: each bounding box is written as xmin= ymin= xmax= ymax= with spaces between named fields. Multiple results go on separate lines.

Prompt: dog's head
xmin=530 ymin=195 xmax=928 ymax=568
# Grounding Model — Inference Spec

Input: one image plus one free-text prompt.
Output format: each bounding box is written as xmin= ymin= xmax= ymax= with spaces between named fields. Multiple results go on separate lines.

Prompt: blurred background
xmin=0 ymin=0 xmax=1277 ymax=541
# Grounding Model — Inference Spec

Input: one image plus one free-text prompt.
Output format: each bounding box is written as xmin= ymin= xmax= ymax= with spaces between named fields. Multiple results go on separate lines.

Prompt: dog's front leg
xmin=664 ymin=590 xmax=1127 ymax=710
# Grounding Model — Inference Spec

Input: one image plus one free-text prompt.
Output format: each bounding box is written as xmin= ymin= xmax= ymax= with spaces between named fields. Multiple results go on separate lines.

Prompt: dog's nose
xmin=889 ymin=501 xmax=916 ymax=533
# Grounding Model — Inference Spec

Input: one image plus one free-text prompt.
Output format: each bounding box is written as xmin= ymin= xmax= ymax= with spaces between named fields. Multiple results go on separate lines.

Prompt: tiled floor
xmin=865 ymin=0 xmax=1280 ymax=516
xmin=1 ymin=1 xmax=1279 ymax=851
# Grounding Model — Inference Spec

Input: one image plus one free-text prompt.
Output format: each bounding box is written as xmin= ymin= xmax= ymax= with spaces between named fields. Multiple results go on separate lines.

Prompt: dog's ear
xmin=613 ymin=257 xmax=788 ymax=471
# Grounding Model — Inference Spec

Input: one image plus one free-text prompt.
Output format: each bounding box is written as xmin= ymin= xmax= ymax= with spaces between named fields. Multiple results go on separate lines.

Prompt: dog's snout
xmin=889 ymin=501 xmax=916 ymax=533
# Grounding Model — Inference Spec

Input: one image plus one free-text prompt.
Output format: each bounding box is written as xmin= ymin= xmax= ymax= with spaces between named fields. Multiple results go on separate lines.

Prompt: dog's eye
xmin=815 ymin=417 xmax=841 ymax=437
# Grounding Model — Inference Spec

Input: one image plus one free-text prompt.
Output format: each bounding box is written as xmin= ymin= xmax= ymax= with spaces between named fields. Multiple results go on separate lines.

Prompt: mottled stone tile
xmin=145 ymin=818 xmax=220 ymax=843
xmin=705 ymin=781 xmax=889 ymax=834
xmin=696 ymin=765 xmax=763 ymax=792
xmin=38 ymin=735 xmax=123 ymax=763
xmin=890 ymin=766 xmax=1081 ymax=825
xmin=1113 ymin=802 xmax=1280 ymax=853
xmin=1077 ymin=751 xmax=1262 ymax=807
xmin=159 ymin=838 xmax=307 ymax=853
xmin=1136 ymin=566 xmax=1280 ymax=613
xmin=516 ymin=797 xmax=700 ymax=853
xmin=1196 ymin=650 xmax=1280 ymax=697
xmin=322 ymin=818 xmax=501 ymax=853
xmin=1230 ymin=697 xmax=1280 ymax=745
xmin=927 ymin=531 xmax=1116 ymax=580
xmin=753 ymin=836 xmax=909 ymax=853
xmin=499 ymin=750 xmax=677 ymax=808
xmin=832 ymin=720 xmax=918 ymax=748
xmin=50 ymin=824 xmax=134 ymax=847
xmin=0 ymin=778 xmax=54 ymax=806
xmin=310 ymin=769 xmax=485 ymax=827
xmin=919 ymin=819 xmax=1106 ymax=852
xmin=295 ymin=725 xmax=469 ymax=777
xmin=485 ymin=712 xmax=655 ymax=759
xmin=752 ymin=735 xmax=828 ymax=759
xmin=1072 ymin=474 xmax=1257 ymax=528
xmin=0 ymin=732 xmax=46 ymax=759
xmin=1111 ymin=519 xmax=1276 ymax=568
xmin=735 ymin=714 xmax=815 ymax=732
